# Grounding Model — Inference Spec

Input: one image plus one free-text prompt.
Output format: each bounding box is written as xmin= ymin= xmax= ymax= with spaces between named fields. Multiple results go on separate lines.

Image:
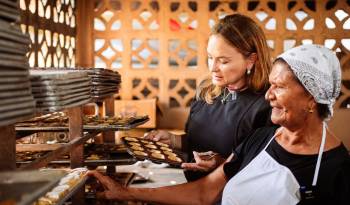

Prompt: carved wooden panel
xmin=84 ymin=0 xmax=350 ymax=128
xmin=20 ymin=0 xmax=76 ymax=67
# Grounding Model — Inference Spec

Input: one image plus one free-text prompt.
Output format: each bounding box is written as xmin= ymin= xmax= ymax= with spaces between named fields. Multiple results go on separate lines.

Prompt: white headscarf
xmin=278 ymin=44 xmax=341 ymax=119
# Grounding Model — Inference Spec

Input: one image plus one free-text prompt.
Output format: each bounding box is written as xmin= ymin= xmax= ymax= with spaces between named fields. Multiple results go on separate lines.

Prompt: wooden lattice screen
xmin=20 ymin=0 xmax=76 ymax=67
xmin=76 ymin=0 xmax=350 ymax=129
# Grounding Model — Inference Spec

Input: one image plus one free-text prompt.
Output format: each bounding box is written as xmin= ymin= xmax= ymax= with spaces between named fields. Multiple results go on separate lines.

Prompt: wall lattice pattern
xmin=89 ymin=0 xmax=350 ymax=128
xmin=20 ymin=0 xmax=76 ymax=67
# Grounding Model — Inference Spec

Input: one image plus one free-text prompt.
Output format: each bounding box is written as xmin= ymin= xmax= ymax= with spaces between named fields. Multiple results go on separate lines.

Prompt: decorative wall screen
xmin=86 ymin=0 xmax=350 ymax=128
xmin=20 ymin=0 xmax=76 ymax=68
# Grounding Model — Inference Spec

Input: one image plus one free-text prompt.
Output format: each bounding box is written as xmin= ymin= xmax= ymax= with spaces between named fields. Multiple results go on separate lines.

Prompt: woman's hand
xmin=88 ymin=170 xmax=129 ymax=200
xmin=143 ymin=130 xmax=172 ymax=144
xmin=181 ymin=151 xmax=225 ymax=172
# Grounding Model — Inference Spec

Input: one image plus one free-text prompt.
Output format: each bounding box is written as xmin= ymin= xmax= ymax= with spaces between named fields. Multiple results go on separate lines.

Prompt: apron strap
xmin=263 ymin=127 xmax=283 ymax=150
xmin=312 ymin=122 xmax=327 ymax=186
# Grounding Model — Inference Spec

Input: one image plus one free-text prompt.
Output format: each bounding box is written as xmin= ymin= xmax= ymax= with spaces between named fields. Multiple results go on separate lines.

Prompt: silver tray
xmin=0 ymin=39 xmax=28 ymax=54
xmin=0 ymin=88 xmax=32 ymax=98
xmin=32 ymin=86 xmax=91 ymax=97
xmin=0 ymin=68 xmax=29 ymax=76
xmin=0 ymin=106 xmax=35 ymax=120
xmin=31 ymin=80 xmax=90 ymax=92
xmin=0 ymin=98 xmax=35 ymax=113
xmin=34 ymin=92 xmax=91 ymax=103
xmin=0 ymin=81 xmax=31 ymax=91
xmin=36 ymin=98 xmax=92 ymax=113
xmin=0 ymin=95 xmax=34 ymax=106
xmin=0 ymin=170 xmax=66 ymax=205
xmin=29 ymin=70 xmax=88 ymax=80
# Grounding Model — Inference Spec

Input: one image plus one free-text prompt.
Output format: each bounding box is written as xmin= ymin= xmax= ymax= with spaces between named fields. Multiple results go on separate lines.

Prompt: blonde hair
xmin=197 ymin=14 xmax=272 ymax=104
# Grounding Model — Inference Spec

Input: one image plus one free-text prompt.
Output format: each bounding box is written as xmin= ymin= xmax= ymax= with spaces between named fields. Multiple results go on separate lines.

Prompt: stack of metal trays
xmin=86 ymin=68 xmax=121 ymax=100
xmin=30 ymin=70 xmax=92 ymax=112
xmin=0 ymin=0 xmax=35 ymax=126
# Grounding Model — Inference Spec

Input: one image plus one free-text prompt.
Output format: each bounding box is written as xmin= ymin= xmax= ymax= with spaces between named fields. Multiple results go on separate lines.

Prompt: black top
xmin=184 ymin=88 xmax=272 ymax=181
xmin=224 ymin=126 xmax=350 ymax=205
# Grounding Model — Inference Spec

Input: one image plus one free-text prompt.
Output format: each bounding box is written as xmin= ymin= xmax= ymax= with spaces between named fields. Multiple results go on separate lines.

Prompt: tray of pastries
xmin=16 ymin=113 xmax=149 ymax=131
xmin=16 ymin=143 xmax=134 ymax=167
xmin=34 ymin=168 xmax=88 ymax=205
xmin=121 ymin=136 xmax=184 ymax=167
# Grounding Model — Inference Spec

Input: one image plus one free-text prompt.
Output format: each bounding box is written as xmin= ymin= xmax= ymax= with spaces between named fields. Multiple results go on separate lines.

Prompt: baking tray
xmin=0 ymin=99 xmax=35 ymax=113
xmin=0 ymin=95 xmax=34 ymax=106
xmin=54 ymin=175 xmax=88 ymax=205
xmin=0 ymin=81 xmax=30 ymax=91
xmin=0 ymin=58 xmax=29 ymax=69
xmin=0 ymin=39 xmax=28 ymax=54
xmin=0 ymin=76 xmax=29 ymax=83
xmin=0 ymin=68 xmax=29 ymax=76
xmin=30 ymin=70 xmax=88 ymax=80
xmin=0 ymin=8 xmax=19 ymax=22
xmin=32 ymin=80 xmax=90 ymax=92
xmin=0 ymin=169 xmax=66 ymax=205
xmin=0 ymin=0 xmax=18 ymax=9
xmin=0 ymin=106 xmax=35 ymax=120
xmin=34 ymin=91 xmax=91 ymax=102
xmin=0 ymin=52 xmax=27 ymax=62
xmin=36 ymin=97 xmax=92 ymax=113
xmin=121 ymin=137 xmax=184 ymax=167
xmin=16 ymin=116 xmax=149 ymax=131
xmin=35 ymin=94 xmax=91 ymax=106
xmin=0 ymin=89 xmax=32 ymax=98
xmin=33 ymin=87 xmax=91 ymax=98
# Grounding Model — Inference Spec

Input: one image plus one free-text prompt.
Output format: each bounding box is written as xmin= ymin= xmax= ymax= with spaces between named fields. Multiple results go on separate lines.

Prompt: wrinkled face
xmin=207 ymin=34 xmax=254 ymax=89
xmin=265 ymin=62 xmax=314 ymax=129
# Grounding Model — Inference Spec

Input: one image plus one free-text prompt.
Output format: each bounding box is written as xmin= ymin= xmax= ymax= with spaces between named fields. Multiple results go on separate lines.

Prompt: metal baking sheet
xmin=0 ymin=88 xmax=32 ymax=98
xmin=32 ymin=86 xmax=91 ymax=97
xmin=0 ymin=106 xmax=35 ymax=120
xmin=53 ymin=175 xmax=88 ymax=205
xmin=0 ymin=0 xmax=18 ymax=9
xmin=0 ymin=8 xmax=19 ymax=22
xmin=0 ymin=170 xmax=66 ymax=205
xmin=36 ymin=98 xmax=92 ymax=113
xmin=0 ymin=81 xmax=31 ymax=91
xmin=121 ymin=137 xmax=183 ymax=167
xmin=0 ymin=52 xmax=28 ymax=61
xmin=31 ymin=80 xmax=90 ymax=92
xmin=0 ymin=38 xmax=28 ymax=53
xmin=0 ymin=68 xmax=29 ymax=76
xmin=35 ymin=94 xmax=91 ymax=105
xmin=0 ymin=76 xmax=29 ymax=83
xmin=30 ymin=70 xmax=88 ymax=80
xmin=0 ymin=99 xmax=35 ymax=113
xmin=16 ymin=116 xmax=149 ymax=132
xmin=30 ymin=78 xmax=90 ymax=87
xmin=0 ymin=95 xmax=33 ymax=106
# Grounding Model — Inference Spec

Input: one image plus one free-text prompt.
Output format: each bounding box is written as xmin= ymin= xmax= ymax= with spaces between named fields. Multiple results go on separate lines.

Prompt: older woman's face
xmin=207 ymin=34 xmax=255 ymax=89
xmin=265 ymin=62 xmax=314 ymax=128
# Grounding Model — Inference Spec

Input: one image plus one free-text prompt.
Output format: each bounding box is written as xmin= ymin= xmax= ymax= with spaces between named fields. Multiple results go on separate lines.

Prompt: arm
xmin=89 ymin=155 xmax=233 ymax=205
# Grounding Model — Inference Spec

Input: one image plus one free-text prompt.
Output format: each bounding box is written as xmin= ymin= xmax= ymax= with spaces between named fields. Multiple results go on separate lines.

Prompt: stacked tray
xmin=121 ymin=136 xmax=184 ymax=167
xmin=0 ymin=1 xmax=35 ymax=126
xmin=30 ymin=70 xmax=92 ymax=112
xmin=85 ymin=68 xmax=121 ymax=100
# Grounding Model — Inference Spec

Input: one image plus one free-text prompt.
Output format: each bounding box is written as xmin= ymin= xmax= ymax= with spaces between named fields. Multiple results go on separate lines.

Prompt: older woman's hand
xmin=143 ymin=130 xmax=172 ymax=145
xmin=88 ymin=170 xmax=129 ymax=200
xmin=181 ymin=151 xmax=225 ymax=172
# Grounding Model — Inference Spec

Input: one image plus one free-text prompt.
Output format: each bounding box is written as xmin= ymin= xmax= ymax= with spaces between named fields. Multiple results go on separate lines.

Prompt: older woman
xmin=89 ymin=44 xmax=350 ymax=204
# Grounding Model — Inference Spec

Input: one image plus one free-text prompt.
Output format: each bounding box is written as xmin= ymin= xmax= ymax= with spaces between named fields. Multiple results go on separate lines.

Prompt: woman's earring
xmin=247 ymin=69 xmax=251 ymax=75
xmin=308 ymin=108 xmax=314 ymax=113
